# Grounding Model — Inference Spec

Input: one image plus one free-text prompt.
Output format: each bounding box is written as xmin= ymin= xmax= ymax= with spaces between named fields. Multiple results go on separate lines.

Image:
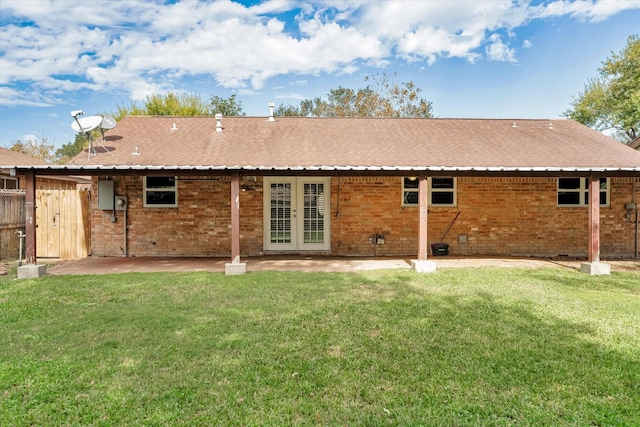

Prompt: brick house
xmin=6 ymin=114 xmax=640 ymax=274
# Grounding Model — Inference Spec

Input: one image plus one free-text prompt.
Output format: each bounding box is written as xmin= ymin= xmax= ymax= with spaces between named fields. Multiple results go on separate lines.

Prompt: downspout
xmin=124 ymin=208 xmax=127 ymax=258
xmin=635 ymin=179 xmax=638 ymax=259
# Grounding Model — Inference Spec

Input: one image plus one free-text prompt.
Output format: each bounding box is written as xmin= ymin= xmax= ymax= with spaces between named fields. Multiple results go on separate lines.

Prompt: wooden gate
xmin=35 ymin=184 xmax=91 ymax=259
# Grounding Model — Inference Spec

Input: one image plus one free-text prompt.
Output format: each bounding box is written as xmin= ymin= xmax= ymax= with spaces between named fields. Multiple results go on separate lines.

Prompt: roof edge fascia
xmin=5 ymin=164 xmax=640 ymax=178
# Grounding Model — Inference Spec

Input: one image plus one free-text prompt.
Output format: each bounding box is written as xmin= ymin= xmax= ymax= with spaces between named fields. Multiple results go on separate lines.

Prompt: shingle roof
xmin=34 ymin=116 xmax=640 ymax=174
xmin=0 ymin=147 xmax=50 ymax=167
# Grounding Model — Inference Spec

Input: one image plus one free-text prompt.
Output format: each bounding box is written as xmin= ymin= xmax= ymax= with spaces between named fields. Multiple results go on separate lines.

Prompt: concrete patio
xmin=41 ymin=255 xmax=640 ymax=275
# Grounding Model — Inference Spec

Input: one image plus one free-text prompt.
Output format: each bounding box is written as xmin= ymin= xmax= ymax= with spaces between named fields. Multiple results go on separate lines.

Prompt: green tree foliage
xmin=210 ymin=94 xmax=246 ymax=116
xmin=275 ymin=104 xmax=304 ymax=117
xmin=278 ymin=72 xmax=433 ymax=118
xmin=565 ymin=35 xmax=639 ymax=143
xmin=114 ymin=92 xmax=210 ymax=120
xmin=114 ymin=92 xmax=245 ymax=120
xmin=7 ymin=136 xmax=56 ymax=163
xmin=8 ymin=134 xmax=93 ymax=164
xmin=55 ymin=133 xmax=89 ymax=164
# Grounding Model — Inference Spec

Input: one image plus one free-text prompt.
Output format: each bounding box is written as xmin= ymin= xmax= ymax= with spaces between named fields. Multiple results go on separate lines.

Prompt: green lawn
xmin=1 ymin=267 xmax=639 ymax=426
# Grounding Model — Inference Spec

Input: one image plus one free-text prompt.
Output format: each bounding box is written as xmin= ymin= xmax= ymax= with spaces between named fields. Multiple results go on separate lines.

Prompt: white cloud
xmin=522 ymin=39 xmax=533 ymax=48
xmin=0 ymin=0 xmax=637 ymax=108
xmin=21 ymin=133 xmax=40 ymax=143
xmin=275 ymin=92 xmax=307 ymax=101
xmin=485 ymin=34 xmax=517 ymax=62
xmin=0 ymin=86 xmax=55 ymax=107
xmin=531 ymin=0 xmax=640 ymax=23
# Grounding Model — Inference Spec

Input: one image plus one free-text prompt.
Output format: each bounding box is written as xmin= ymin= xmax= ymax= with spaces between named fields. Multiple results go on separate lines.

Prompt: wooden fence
xmin=0 ymin=190 xmax=25 ymax=260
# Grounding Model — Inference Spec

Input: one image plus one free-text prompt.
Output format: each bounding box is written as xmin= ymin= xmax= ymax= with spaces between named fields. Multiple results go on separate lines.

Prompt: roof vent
xmin=268 ymin=102 xmax=275 ymax=122
xmin=215 ymin=114 xmax=223 ymax=132
xmin=511 ymin=122 xmax=518 ymax=128
xmin=547 ymin=122 xmax=554 ymax=130
xmin=171 ymin=123 xmax=178 ymax=131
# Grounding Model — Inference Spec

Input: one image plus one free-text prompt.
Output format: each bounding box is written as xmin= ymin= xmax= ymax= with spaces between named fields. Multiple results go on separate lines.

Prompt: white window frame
xmin=143 ymin=176 xmax=178 ymax=208
xmin=402 ymin=177 xmax=457 ymax=207
xmin=557 ymin=177 xmax=609 ymax=207
xmin=1 ymin=177 xmax=19 ymax=189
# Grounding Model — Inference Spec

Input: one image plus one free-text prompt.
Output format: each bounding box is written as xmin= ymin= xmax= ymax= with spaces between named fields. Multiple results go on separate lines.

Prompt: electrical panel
xmin=98 ymin=180 xmax=114 ymax=210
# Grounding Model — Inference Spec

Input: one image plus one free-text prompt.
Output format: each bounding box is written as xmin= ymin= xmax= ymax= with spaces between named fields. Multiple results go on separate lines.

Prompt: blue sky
xmin=1 ymin=0 xmax=639 ymax=150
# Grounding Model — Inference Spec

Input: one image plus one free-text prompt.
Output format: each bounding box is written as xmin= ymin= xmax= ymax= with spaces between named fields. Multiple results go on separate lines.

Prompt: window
xmin=144 ymin=176 xmax=178 ymax=207
xmin=1 ymin=177 xmax=19 ymax=189
xmin=403 ymin=177 xmax=456 ymax=207
xmin=557 ymin=178 xmax=609 ymax=207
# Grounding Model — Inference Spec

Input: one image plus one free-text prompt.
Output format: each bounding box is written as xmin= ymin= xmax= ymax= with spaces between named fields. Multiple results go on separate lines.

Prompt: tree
xmin=278 ymin=72 xmax=433 ymax=118
xmin=114 ymin=92 xmax=211 ymax=120
xmin=7 ymin=136 xmax=56 ymax=163
xmin=210 ymin=94 xmax=246 ymax=116
xmin=275 ymin=103 xmax=304 ymax=117
xmin=565 ymin=35 xmax=640 ymax=143
xmin=114 ymin=92 xmax=245 ymax=120
xmin=55 ymin=133 xmax=89 ymax=164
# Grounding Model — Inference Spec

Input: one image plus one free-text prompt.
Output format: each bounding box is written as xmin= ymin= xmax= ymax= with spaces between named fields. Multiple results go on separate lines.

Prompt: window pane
xmin=4 ymin=178 xmax=18 ymax=189
xmin=146 ymin=191 xmax=176 ymax=205
xmin=403 ymin=177 xmax=419 ymax=189
xmin=558 ymin=192 xmax=580 ymax=205
xmin=583 ymin=191 xmax=608 ymax=206
xmin=431 ymin=177 xmax=454 ymax=189
xmin=146 ymin=176 xmax=175 ymax=189
xmin=404 ymin=191 xmax=418 ymax=205
xmin=558 ymin=178 xmax=581 ymax=190
xmin=432 ymin=192 xmax=454 ymax=205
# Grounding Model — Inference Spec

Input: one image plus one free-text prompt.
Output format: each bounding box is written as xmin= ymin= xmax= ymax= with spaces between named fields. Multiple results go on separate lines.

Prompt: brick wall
xmin=90 ymin=175 xmax=639 ymax=258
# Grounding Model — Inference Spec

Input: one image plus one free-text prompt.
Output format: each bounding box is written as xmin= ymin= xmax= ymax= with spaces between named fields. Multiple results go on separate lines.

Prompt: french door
xmin=263 ymin=177 xmax=330 ymax=251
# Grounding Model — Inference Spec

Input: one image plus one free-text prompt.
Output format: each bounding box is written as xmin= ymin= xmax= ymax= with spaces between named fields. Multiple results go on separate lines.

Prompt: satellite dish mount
xmin=70 ymin=110 xmax=114 ymax=158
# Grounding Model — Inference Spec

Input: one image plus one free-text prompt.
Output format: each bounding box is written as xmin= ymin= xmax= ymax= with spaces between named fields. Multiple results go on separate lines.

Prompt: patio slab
xmin=40 ymin=255 xmax=634 ymax=276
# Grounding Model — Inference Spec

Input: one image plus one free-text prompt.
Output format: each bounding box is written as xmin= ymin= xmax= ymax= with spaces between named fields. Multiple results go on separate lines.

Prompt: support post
xmin=412 ymin=174 xmax=436 ymax=273
xmin=24 ymin=170 xmax=37 ymax=265
xmin=581 ymin=173 xmax=610 ymax=275
xmin=225 ymin=172 xmax=246 ymax=275
xmin=18 ymin=170 xmax=46 ymax=279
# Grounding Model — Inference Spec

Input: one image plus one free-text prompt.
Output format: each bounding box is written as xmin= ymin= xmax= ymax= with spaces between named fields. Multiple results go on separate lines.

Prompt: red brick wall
xmin=90 ymin=176 xmax=639 ymax=258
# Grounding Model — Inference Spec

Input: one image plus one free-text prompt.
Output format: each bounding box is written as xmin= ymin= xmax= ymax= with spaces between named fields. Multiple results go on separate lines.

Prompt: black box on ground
xmin=431 ymin=243 xmax=449 ymax=256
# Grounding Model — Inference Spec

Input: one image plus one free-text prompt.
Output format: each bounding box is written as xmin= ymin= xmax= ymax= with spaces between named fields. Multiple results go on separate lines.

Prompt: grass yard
xmin=1 ymin=267 xmax=639 ymax=426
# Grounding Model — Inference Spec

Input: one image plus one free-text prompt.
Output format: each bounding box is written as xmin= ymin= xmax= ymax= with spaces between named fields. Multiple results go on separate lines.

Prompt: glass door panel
xmin=264 ymin=177 xmax=330 ymax=251
xmin=268 ymin=181 xmax=295 ymax=248
xmin=302 ymin=183 xmax=325 ymax=244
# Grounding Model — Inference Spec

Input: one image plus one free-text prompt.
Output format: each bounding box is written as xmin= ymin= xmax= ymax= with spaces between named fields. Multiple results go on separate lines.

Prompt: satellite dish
xmin=71 ymin=115 xmax=102 ymax=133
xmin=97 ymin=113 xmax=117 ymax=130
xmin=70 ymin=111 xmax=114 ymax=158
